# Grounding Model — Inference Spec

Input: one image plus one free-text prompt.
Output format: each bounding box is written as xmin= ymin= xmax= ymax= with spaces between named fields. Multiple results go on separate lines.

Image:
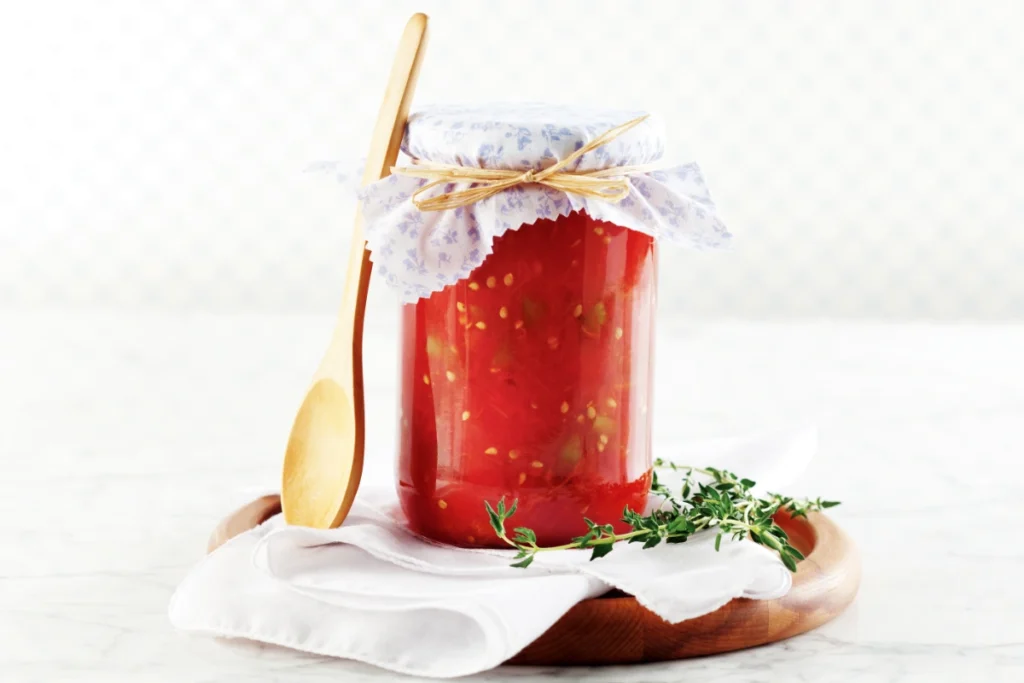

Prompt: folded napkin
xmin=169 ymin=426 xmax=816 ymax=678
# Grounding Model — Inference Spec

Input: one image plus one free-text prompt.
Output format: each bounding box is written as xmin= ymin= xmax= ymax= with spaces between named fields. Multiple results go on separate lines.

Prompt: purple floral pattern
xmin=359 ymin=105 xmax=731 ymax=303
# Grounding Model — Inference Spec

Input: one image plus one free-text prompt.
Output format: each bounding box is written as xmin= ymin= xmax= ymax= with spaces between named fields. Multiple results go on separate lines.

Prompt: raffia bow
xmin=392 ymin=115 xmax=652 ymax=212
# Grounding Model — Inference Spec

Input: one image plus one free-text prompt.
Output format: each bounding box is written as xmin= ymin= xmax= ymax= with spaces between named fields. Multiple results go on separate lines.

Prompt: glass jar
xmin=397 ymin=210 xmax=657 ymax=547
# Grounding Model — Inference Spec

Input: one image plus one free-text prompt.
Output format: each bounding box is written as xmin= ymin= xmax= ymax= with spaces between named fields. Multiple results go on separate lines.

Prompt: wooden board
xmin=208 ymin=497 xmax=859 ymax=665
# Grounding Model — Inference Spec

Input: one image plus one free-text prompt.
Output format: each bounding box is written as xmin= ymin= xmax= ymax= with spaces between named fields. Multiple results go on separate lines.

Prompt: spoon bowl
xmin=282 ymin=379 xmax=359 ymax=528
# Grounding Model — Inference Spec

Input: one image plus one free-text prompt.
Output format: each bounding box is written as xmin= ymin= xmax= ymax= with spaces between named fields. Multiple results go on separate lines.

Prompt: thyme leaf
xmin=486 ymin=460 xmax=839 ymax=571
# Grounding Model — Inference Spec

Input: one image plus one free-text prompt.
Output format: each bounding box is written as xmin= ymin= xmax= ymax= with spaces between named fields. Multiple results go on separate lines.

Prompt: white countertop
xmin=2 ymin=311 xmax=1022 ymax=682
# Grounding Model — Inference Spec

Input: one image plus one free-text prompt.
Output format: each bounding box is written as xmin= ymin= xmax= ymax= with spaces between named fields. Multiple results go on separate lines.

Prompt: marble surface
xmin=2 ymin=311 xmax=1023 ymax=682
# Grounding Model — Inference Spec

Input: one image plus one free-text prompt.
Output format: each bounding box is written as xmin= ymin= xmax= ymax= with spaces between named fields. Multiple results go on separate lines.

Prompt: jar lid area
xmin=401 ymin=103 xmax=666 ymax=172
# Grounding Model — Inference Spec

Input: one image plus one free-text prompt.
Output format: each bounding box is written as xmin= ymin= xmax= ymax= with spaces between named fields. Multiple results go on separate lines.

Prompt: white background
xmin=2 ymin=4 xmax=1024 ymax=680
xmin=1 ymin=0 xmax=1022 ymax=319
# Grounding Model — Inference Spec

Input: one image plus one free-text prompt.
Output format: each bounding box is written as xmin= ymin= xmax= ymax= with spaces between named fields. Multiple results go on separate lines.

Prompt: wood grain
xmin=510 ymin=509 xmax=860 ymax=664
xmin=208 ymin=498 xmax=859 ymax=665
xmin=207 ymin=495 xmax=281 ymax=554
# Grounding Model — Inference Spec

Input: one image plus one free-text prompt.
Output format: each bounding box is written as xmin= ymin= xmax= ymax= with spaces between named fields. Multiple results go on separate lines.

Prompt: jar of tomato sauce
xmin=360 ymin=105 xmax=729 ymax=547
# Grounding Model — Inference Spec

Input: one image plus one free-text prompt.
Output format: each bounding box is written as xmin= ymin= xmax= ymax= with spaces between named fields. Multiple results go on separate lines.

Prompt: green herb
xmin=485 ymin=459 xmax=839 ymax=571
xmin=425 ymin=335 xmax=443 ymax=357
xmin=580 ymin=301 xmax=608 ymax=336
xmin=558 ymin=434 xmax=583 ymax=465
xmin=521 ymin=297 xmax=545 ymax=328
xmin=592 ymin=415 xmax=616 ymax=435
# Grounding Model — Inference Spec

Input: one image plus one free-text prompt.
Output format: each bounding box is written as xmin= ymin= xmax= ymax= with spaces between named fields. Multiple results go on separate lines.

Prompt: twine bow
xmin=392 ymin=115 xmax=651 ymax=212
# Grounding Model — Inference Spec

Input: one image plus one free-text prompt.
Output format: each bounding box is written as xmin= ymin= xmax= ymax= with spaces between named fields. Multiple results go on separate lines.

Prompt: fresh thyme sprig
xmin=485 ymin=460 xmax=839 ymax=570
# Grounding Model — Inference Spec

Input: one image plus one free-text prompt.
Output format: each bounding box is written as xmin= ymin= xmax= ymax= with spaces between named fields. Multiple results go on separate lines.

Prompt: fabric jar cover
xmin=358 ymin=104 xmax=731 ymax=302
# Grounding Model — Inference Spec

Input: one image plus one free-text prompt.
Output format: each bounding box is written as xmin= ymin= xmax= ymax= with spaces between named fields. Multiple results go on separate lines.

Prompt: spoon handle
xmin=322 ymin=13 xmax=430 ymax=383
xmin=360 ymin=13 xmax=430 ymax=186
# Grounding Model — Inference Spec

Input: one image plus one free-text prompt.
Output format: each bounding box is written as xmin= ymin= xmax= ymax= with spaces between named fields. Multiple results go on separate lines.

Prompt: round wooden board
xmin=208 ymin=496 xmax=860 ymax=666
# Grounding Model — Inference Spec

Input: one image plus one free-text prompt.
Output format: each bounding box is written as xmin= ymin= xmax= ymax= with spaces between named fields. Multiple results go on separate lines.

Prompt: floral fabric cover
xmin=358 ymin=104 xmax=731 ymax=302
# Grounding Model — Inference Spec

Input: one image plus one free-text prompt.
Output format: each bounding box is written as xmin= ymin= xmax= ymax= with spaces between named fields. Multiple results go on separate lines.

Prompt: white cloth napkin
xmin=169 ymin=425 xmax=816 ymax=679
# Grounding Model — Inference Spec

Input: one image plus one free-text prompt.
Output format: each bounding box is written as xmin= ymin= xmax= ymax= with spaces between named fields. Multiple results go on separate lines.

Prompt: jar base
xmin=398 ymin=471 xmax=652 ymax=549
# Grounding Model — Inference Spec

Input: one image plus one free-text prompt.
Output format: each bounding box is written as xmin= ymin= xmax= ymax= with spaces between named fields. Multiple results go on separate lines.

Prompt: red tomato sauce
xmin=397 ymin=210 xmax=656 ymax=547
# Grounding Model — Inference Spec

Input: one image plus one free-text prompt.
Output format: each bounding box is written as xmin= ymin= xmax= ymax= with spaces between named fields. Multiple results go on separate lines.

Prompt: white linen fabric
xmin=357 ymin=104 xmax=731 ymax=302
xmin=169 ymin=426 xmax=816 ymax=679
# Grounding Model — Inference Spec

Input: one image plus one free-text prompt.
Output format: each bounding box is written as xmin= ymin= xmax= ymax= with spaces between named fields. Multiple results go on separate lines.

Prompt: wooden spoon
xmin=281 ymin=13 xmax=429 ymax=528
